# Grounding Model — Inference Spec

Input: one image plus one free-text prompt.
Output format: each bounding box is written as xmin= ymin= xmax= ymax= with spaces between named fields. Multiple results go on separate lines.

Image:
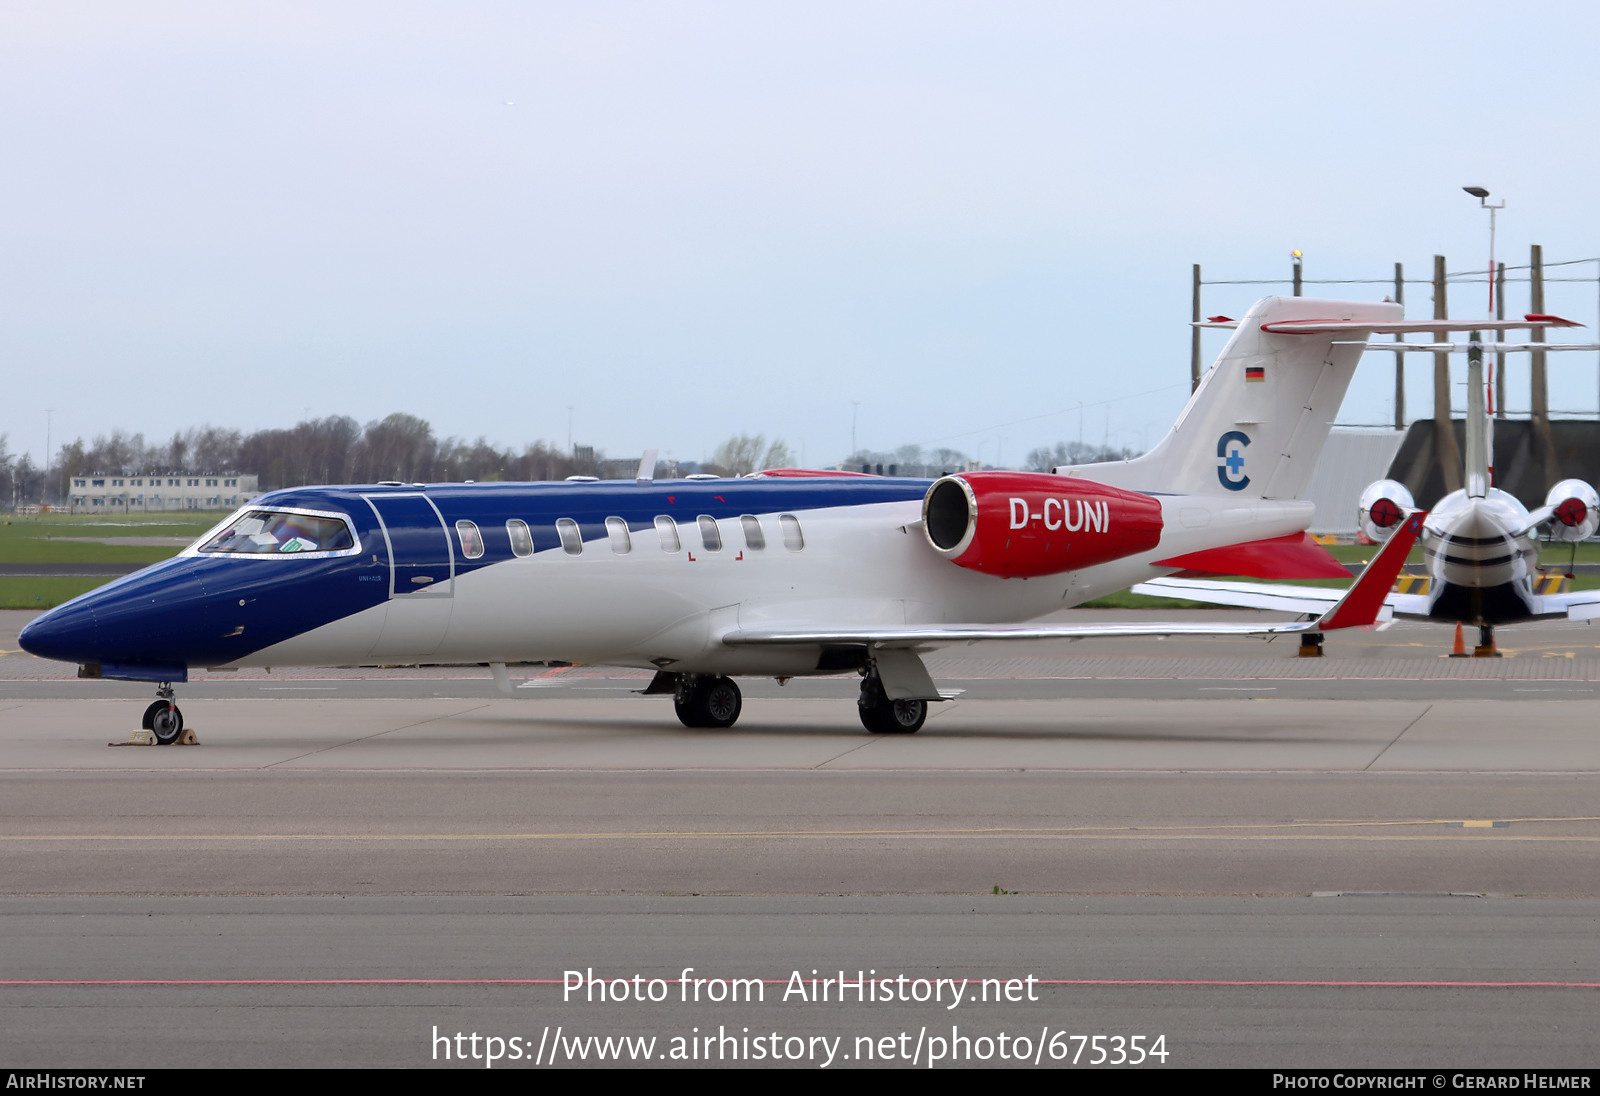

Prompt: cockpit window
xmin=199 ymin=510 xmax=355 ymax=554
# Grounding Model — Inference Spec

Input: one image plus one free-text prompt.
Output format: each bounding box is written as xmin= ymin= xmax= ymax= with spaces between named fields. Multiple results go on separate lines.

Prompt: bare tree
xmin=709 ymin=434 xmax=793 ymax=476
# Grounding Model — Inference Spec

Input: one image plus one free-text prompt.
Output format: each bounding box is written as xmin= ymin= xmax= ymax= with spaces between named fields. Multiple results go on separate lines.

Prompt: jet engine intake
xmin=922 ymin=471 xmax=1163 ymax=578
xmin=1357 ymin=479 xmax=1415 ymax=543
xmin=1544 ymin=479 xmax=1600 ymax=542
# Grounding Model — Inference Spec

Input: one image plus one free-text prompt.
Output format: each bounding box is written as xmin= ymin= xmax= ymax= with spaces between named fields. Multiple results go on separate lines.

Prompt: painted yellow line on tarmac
xmin=5 ymin=812 xmax=1600 ymax=841
xmin=1 ymin=828 xmax=1597 ymax=842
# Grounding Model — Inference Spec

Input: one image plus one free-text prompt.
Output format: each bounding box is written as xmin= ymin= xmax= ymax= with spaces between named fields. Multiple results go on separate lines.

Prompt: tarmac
xmin=1 ymin=609 xmax=1598 ymax=1068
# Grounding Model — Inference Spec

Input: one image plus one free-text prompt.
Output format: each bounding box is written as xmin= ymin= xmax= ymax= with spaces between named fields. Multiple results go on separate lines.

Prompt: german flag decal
xmin=1245 ymin=366 xmax=1265 ymax=382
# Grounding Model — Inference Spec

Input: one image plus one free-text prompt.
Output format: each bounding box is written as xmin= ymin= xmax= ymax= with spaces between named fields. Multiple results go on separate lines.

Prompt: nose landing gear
xmin=141 ymin=684 xmax=185 ymax=745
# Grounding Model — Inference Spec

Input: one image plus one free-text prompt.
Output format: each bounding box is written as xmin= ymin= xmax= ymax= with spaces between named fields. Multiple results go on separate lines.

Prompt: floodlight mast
xmin=1463 ymin=186 xmax=1504 ymax=316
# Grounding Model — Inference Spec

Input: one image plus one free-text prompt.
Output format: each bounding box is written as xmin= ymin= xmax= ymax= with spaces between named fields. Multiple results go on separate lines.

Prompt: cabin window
xmin=507 ymin=519 xmax=533 ymax=557
xmin=697 ymin=515 xmax=722 ymax=552
xmin=606 ymin=516 xmax=632 ymax=555
xmin=740 ymin=515 xmax=766 ymax=551
xmin=655 ymin=515 xmax=681 ymax=552
xmin=455 ymin=520 xmax=484 ymax=559
xmin=199 ymin=510 xmax=356 ymax=555
xmin=780 ymin=514 xmax=805 ymax=551
xmin=556 ymin=518 xmax=583 ymax=555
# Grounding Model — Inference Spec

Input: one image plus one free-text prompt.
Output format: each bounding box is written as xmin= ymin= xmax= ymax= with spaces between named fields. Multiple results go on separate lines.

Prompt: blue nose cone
xmin=18 ymin=560 xmax=213 ymax=672
xmin=18 ymin=599 xmax=98 ymax=665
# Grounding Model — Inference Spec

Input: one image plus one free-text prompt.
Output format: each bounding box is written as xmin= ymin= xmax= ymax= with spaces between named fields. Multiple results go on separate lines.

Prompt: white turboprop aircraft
xmin=1135 ymin=315 xmax=1600 ymax=656
xmin=21 ymin=296 xmax=1424 ymax=740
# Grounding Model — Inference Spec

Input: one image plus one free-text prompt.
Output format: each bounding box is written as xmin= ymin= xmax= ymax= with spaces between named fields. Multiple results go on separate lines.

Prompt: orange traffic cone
xmin=1449 ymin=623 xmax=1468 ymax=658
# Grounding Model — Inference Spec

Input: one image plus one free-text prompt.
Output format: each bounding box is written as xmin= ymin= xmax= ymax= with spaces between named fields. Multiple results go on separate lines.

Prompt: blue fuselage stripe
xmin=19 ymin=478 xmax=931 ymax=674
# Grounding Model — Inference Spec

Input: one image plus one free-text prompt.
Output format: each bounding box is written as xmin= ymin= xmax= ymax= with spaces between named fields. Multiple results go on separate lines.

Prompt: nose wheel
xmin=141 ymin=684 xmax=185 ymax=745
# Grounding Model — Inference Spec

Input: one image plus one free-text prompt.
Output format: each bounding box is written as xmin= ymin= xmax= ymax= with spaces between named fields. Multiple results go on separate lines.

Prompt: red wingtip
xmin=1317 ymin=511 xmax=1427 ymax=631
xmin=1525 ymin=313 xmax=1583 ymax=327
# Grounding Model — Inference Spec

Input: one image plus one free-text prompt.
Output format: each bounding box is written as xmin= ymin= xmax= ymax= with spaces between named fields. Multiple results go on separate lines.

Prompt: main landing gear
xmin=857 ymin=669 xmax=927 ymax=734
xmin=674 ymin=674 xmax=743 ymax=729
xmin=141 ymin=683 xmax=185 ymax=745
xmin=659 ymin=664 xmax=930 ymax=733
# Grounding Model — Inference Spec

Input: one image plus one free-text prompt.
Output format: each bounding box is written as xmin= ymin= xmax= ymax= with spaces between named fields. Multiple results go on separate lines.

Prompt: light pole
xmin=1463 ymin=187 xmax=1507 ymax=475
xmin=44 ymin=409 xmax=53 ymax=507
xmin=1463 ymin=186 xmax=1504 ymax=315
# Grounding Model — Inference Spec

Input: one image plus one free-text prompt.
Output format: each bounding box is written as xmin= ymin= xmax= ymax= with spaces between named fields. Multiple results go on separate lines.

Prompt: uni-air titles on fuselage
xmin=922 ymin=471 xmax=1163 ymax=579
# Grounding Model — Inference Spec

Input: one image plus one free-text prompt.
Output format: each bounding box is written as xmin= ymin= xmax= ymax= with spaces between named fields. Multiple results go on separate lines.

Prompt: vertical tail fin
xmin=1058 ymin=296 xmax=1402 ymax=499
xmin=1463 ymin=335 xmax=1490 ymax=498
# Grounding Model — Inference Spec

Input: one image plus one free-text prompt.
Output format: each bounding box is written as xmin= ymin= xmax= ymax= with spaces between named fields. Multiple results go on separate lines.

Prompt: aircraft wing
xmin=1528 ymin=589 xmax=1600 ymax=622
xmin=723 ymin=617 xmax=1325 ymax=648
xmin=1131 ymin=576 xmax=1439 ymax=620
xmin=728 ymin=513 xmax=1427 ymax=648
xmin=1131 ymin=577 xmax=1375 ymax=617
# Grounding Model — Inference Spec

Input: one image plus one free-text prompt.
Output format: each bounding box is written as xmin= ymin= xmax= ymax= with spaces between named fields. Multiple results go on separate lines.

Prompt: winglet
xmin=1315 ymin=511 xmax=1427 ymax=630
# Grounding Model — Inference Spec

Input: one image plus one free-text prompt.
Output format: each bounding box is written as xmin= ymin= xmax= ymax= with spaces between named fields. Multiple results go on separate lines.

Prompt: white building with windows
xmin=67 ymin=473 xmax=260 ymax=513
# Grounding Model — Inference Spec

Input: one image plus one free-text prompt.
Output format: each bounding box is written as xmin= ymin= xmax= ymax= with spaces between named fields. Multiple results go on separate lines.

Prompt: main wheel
xmin=141 ymin=700 xmax=166 ymax=730
xmin=698 ymin=677 xmax=742 ymax=729
xmin=673 ymin=676 xmax=742 ymax=729
xmin=673 ymin=677 xmax=705 ymax=727
xmin=149 ymin=703 xmax=184 ymax=745
xmin=859 ymin=696 xmax=927 ymax=734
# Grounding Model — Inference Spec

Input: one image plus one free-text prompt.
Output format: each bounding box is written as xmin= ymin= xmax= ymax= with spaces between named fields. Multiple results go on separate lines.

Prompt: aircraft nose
xmin=18 ymin=600 xmax=98 ymax=665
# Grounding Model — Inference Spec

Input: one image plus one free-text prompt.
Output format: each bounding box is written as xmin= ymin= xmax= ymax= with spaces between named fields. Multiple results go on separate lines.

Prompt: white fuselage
xmin=244 ymin=490 xmax=1315 ymax=675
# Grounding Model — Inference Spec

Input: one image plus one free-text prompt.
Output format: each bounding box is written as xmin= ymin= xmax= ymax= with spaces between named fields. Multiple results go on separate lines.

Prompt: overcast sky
xmin=5 ymin=1 xmax=1599 ymax=472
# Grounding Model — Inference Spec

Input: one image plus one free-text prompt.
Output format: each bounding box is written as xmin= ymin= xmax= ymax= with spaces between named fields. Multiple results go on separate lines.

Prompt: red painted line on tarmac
xmin=4 ymin=977 xmax=1598 ymax=988
xmin=3 ymin=978 xmax=569 ymax=986
xmin=1035 ymin=978 xmax=1600 ymax=988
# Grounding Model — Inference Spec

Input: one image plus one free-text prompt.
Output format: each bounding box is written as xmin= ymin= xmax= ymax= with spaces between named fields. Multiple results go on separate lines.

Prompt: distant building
xmin=67 ymin=473 xmax=260 ymax=514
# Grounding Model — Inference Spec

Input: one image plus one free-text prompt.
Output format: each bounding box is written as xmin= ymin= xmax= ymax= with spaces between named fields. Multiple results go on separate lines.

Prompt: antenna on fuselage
xmin=635 ymin=449 xmax=659 ymax=486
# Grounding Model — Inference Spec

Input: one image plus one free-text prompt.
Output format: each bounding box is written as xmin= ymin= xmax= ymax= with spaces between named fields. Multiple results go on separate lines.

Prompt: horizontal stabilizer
xmin=1350 ymin=341 xmax=1600 ymax=354
xmin=1156 ymin=532 xmax=1350 ymax=579
xmin=1264 ymin=315 xmax=1582 ymax=335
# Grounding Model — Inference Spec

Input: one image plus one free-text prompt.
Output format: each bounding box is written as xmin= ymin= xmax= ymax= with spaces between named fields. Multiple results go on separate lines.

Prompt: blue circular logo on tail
xmin=1217 ymin=430 xmax=1251 ymax=491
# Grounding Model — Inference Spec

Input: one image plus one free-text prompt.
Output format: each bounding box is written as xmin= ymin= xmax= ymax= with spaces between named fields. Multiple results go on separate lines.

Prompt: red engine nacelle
xmin=1545 ymin=478 xmax=1600 ymax=542
xmin=921 ymin=471 xmax=1164 ymax=578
